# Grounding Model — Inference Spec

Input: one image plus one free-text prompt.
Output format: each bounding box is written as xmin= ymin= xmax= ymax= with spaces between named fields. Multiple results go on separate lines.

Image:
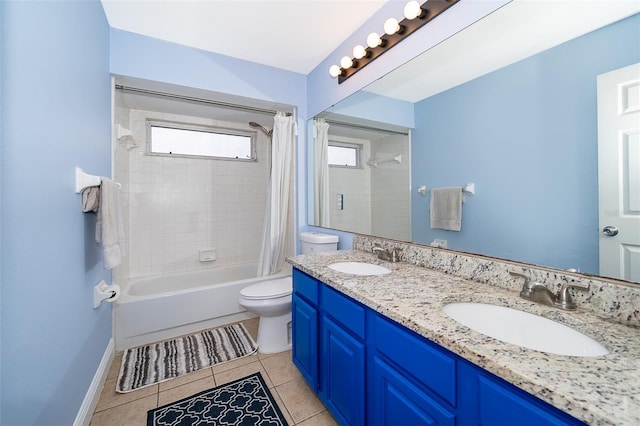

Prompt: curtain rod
xmin=322 ymin=119 xmax=409 ymax=136
xmin=115 ymin=84 xmax=290 ymax=117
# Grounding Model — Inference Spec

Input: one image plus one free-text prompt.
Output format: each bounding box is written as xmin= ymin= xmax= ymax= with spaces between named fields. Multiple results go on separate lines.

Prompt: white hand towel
xmin=430 ymin=187 xmax=463 ymax=231
xmin=96 ymin=178 xmax=125 ymax=269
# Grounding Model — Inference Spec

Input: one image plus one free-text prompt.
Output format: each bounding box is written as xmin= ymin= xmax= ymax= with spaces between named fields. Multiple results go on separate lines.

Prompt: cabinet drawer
xmin=293 ymin=268 xmax=319 ymax=305
xmin=372 ymin=314 xmax=456 ymax=406
xmin=321 ymin=285 xmax=366 ymax=340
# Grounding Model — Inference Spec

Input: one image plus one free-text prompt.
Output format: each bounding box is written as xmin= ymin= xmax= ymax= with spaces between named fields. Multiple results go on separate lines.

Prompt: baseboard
xmin=73 ymin=338 xmax=115 ymax=426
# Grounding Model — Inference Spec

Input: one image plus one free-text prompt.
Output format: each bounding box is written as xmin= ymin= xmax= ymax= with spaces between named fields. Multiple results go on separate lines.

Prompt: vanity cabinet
xmin=369 ymin=313 xmax=456 ymax=426
xmin=320 ymin=285 xmax=366 ymax=425
xmin=292 ymin=268 xmax=366 ymax=425
xmin=291 ymin=268 xmax=585 ymax=426
xmin=291 ymin=269 xmax=319 ymax=390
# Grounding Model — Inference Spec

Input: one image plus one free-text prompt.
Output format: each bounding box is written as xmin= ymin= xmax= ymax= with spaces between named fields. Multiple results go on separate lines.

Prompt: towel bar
xmin=417 ymin=183 xmax=475 ymax=196
xmin=75 ymin=167 xmax=121 ymax=193
xmin=75 ymin=167 xmax=101 ymax=193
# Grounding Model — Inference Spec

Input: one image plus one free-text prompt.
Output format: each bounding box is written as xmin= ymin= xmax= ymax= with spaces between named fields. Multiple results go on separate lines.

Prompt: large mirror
xmin=308 ymin=2 xmax=640 ymax=284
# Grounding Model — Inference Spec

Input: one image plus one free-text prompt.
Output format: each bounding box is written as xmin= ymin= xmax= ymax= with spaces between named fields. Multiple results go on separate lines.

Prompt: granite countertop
xmin=287 ymin=249 xmax=640 ymax=425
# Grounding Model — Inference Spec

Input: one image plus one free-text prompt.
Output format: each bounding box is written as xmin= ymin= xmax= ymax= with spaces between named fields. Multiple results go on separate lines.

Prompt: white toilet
xmin=239 ymin=232 xmax=339 ymax=353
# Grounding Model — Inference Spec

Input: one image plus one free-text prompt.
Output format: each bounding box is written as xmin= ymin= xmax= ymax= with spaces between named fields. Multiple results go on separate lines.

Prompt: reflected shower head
xmin=249 ymin=121 xmax=273 ymax=137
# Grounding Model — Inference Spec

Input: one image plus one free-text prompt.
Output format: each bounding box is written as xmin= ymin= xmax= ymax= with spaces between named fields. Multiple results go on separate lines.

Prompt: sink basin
xmin=443 ymin=302 xmax=608 ymax=357
xmin=328 ymin=262 xmax=392 ymax=276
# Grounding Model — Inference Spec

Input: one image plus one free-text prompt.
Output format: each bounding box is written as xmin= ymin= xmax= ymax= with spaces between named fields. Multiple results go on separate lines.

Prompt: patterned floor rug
xmin=147 ymin=372 xmax=288 ymax=426
xmin=117 ymin=323 xmax=257 ymax=393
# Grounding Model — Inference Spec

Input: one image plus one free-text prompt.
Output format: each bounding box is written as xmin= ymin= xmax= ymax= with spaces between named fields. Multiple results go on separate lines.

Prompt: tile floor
xmin=90 ymin=318 xmax=337 ymax=426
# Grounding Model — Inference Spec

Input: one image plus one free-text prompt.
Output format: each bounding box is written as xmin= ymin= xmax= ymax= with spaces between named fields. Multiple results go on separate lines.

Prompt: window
xmin=328 ymin=142 xmax=362 ymax=168
xmin=148 ymin=121 xmax=256 ymax=161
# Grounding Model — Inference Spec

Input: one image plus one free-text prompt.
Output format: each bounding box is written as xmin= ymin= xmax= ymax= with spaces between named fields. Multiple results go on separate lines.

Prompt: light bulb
xmin=367 ymin=32 xmax=382 ymax=48
xmin=329 ymin=65 xmax=341 ymax=78
xmin=340 ymin=56 xmax=353 ymax=69
xmin=353 ymin=45 xmax=367 ymax=60
xmin=384 ymin=17 xmax=400 ymax=35
xmin=404 ymin=1 xmax=422 ymax=20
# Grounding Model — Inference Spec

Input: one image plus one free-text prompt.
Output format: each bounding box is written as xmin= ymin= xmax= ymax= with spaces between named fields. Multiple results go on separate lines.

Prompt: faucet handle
xmin=509 ymin=271 xmax=530 ymax=281
xmin=509 ymin=271 xmax=537 ymax=298
xmin=391 ymin=247 xmax=402 ymax=262
xmin=555 ymin=282 xmax=590 ymax=310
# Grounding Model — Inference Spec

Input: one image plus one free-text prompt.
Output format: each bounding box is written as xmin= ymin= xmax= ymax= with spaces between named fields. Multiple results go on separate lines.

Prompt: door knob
xmin=602 ymin=226 xmax=619 ymax=236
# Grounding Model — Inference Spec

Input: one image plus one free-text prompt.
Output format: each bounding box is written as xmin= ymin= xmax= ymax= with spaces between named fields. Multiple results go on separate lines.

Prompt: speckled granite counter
xmin=287 ymin=249 xmax=640 ymax=425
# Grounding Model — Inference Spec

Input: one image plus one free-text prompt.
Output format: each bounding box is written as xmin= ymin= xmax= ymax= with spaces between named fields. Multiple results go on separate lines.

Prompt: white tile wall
xmin=114 ymin=109 xmax=280 ymax=279
xmin=370 ymin=134 xmax=411 ymax=241
xmin=329 ymin=138 xmax=372 ymax=234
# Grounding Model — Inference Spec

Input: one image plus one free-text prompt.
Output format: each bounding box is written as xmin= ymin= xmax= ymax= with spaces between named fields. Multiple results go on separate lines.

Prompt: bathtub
xmin=114 ymin=263 xmax=290 ymax=350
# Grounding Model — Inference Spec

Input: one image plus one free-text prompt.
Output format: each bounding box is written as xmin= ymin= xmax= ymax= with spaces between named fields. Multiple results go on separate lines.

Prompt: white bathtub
xmin=114 ymin=264 xmax=290 ymax=350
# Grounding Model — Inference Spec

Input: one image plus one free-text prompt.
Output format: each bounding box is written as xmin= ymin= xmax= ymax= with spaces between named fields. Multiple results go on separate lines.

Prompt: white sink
xmin=328 ymin=262 xmax=392 ymax=276
xmin=443 ymin=302 xmax=608 ymax=357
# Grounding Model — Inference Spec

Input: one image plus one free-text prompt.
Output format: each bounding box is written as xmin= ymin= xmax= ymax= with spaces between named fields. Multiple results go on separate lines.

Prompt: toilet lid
xmin=240 ymin=277 xmax=292 ymax=300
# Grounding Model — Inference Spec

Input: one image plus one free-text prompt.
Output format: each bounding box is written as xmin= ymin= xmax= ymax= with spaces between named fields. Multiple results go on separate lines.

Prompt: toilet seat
xmin=240 ymin=277 xmax=292 ymax=300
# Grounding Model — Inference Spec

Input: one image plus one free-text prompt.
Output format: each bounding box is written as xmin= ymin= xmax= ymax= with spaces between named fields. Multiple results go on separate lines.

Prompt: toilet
xmin=239 ymin=232 xmax=339 ymax=353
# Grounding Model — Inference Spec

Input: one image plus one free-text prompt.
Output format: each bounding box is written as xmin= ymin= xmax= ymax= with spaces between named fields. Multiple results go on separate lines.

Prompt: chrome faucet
xmin=372 ymin=244 xmax=402 ymax=262
xmin=509 ymin=271 xmax=589 ymax=311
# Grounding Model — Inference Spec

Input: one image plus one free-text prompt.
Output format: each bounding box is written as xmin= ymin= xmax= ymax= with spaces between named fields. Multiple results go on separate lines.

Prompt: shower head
xmin=249 ymin=121 xmax=273 ymax=137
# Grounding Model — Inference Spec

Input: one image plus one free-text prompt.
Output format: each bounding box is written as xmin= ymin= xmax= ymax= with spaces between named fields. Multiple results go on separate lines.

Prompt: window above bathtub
xmin=147 ymin=120 xmax=256 ymax=161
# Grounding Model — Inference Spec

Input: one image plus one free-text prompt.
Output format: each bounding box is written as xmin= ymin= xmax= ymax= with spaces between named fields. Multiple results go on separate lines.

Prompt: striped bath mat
xmin=117 ymin=323 xmax=257 ymax=393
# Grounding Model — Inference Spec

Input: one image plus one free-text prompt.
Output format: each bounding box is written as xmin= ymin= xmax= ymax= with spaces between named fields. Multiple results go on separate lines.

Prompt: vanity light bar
xmin=331 ymin=0 xmax=460 ymax=84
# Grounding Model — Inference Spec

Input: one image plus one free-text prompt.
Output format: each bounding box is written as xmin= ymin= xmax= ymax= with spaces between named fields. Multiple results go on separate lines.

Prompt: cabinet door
xmin=458 ymin=361 xmax=585 ymax=426
xmin=370 ymin=356 xmax=456 ymax=426
xmin=321 ymin=316 xmax=366 ymax=426
xmin=292 ymin=294 xmax=319 ymax=391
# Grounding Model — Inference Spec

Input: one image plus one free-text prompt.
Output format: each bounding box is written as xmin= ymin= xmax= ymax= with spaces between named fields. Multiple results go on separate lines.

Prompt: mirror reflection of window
xmin=328 ymin=142 xmax=362 ymax=168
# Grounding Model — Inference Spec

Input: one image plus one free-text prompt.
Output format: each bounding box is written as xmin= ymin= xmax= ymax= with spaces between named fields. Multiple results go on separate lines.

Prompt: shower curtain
xmin=313 ymin=118 xmax=330 ymax=227
xmin=257 ymin=112 xmax=296 ymax=276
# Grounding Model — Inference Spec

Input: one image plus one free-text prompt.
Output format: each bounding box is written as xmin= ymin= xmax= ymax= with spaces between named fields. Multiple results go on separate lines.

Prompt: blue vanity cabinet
xmin=457 ymin=361 xmax=586 ymax=426
xmin=369 ymin=313 xmax=456 ymax=426
xmin=320 ymin=285 xmax=367 ymax=426
xmin=292 ymin=268 xmax=320 ymax=391
xmin=291 ymin=268 xmax=585 ymax=426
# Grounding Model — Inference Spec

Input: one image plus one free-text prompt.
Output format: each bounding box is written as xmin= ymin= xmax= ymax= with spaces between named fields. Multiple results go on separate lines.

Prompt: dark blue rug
xmin=147 ymin=372 xmax=288 ymax=426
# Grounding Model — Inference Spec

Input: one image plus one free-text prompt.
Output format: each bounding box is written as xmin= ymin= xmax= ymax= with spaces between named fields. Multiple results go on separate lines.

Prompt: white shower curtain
xmin=257 ymin=112 xmax=296 ymax=276
xmin=313 ymin=118 xmax=331 ymax=227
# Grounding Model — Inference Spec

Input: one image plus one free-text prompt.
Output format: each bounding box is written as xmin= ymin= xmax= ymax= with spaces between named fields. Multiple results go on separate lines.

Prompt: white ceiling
xmin=101 ymin=0 xmax=389 ymax=75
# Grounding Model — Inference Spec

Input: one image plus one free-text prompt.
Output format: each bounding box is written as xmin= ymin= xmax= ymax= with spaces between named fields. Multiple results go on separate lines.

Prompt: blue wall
xmin=0 ymin=1 xmax=112 ymax=424
xmin=411 ymin=15 xmax=640 ymax=274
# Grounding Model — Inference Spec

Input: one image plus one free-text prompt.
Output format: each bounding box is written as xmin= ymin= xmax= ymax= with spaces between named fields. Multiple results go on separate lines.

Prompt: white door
xmin=597 ymin=63 xmax=640 ymax=282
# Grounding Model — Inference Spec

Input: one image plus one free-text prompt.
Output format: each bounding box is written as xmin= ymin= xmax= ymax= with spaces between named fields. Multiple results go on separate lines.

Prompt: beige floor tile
xmin=95 ymin=377 xmax=158 ymax=412
xmin=107 ymin=352 xmax=123 ymax=380
xmin=211 ymin=352 xmax=260 ymax=374
xmin=157 ymin=376 xmax=216 ymax=406
xmin=269 ymin=386 xmax=295 ymax=426
xmin=276 ymin=376 xmax=326 ymax=424
xmin=214 ymin=360 xmax=274 ymax=388
xmin=158 ymin=367 xmax=214 ymax=392
xmin=260 ymin=350 xmax=301 ymax=386
xmin=297 ymin=410 xmax=339 ymax=426
xmin=90 ymin=394 xmax=157 ymax=426
xmin=257 ymin=350 xmax=280 ymax=360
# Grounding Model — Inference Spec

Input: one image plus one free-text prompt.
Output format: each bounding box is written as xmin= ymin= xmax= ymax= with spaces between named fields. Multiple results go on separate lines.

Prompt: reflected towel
xmin=96 ymin=178 xmax=125 ymax=269
xmin=430 ymin=187 xmax=463 ymax=231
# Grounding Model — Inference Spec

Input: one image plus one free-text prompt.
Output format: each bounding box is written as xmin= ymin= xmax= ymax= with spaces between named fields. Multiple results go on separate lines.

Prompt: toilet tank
xmin=300 ymin=232 xmax=339 ymax=254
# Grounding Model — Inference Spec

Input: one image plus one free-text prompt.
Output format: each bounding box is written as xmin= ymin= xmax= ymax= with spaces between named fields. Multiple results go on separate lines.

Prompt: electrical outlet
xmin=431 ymin=239 xmax=447 ymax=248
